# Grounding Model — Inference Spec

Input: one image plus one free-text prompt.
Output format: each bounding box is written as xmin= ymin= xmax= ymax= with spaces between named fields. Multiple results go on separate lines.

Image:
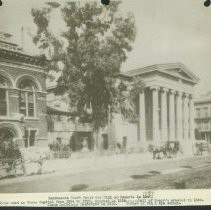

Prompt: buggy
xmin=195 ymin=141 xmax=208 ymax=156
xmin=149 ymin=141 xmax=180 ymax=160
xmin=49 ymin=141 xmax=72 ymax=159
xmin=0 ymin=144 xmax=26 ymax=177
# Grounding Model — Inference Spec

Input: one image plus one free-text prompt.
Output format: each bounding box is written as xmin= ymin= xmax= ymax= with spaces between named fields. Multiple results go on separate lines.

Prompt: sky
xmin=0 ymin=0 xmax=211 ymax=97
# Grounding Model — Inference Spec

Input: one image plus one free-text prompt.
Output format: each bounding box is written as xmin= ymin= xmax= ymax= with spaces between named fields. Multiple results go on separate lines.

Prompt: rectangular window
xmin=0 ymin=88 xmax=7 ymax=116
xmin=47 ymin=116 xmax=54 ymax=132
xmin=196 ymin=108 xmax=200 ymax=118
xmin=196 ymin=122 xmax=201 ymax=130
xmin=210 ymin=107 xmax=211 ymax=117
xmin=24 ymin=130 xmax=29 ymax=148
xmin=24 ymin=130 xmax=36 ymax=148
xmin=28 ymin=93 xmax=35 ymax=117
xmin=19 ymin=92 xmax=35 ymax=117
xmin=19 ymin=92 xmax=26 ymax=116
xmin=204 ymin=107 xmax=208 ymax=118
xmin=29 ymin=130 xmax=36 ymax=147
xmin=201 ymin=120 xmax=204 ymax=130
xmin=204 ymin=120 xmax=209 ymax=130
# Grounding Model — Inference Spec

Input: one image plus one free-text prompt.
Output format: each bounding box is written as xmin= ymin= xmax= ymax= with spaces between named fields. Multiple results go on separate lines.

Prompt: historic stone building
xmin=0 ymin=32 xmax=48 ymax=148
xmin=194 ymin=91 xmax=211 ymax=143
xmin=99 ymin=63 xmax=199 ymax=155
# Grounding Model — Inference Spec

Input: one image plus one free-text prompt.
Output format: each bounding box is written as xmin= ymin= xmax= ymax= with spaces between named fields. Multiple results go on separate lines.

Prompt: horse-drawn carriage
xmin=49 ymin=140 xmax=72 ymax=159
xmin=0 ymin=144 xmax=26 ymax=177
xmin=0 ymin=145 xmax=50 ymax=178
xmin=195 ymin=141 xmax=209 ymax=156
xmin=149 ymin=141 xmax=180 ymax=160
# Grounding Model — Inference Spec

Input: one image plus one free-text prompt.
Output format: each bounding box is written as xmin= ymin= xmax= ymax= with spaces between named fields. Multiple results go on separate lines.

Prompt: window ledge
xmin=25 ymin=117 xmax=39 ymax=121
xmin=0 ymin=116 xmax=10 ymax=120
xmin=0 ymin=116 xmax=39 ymax=121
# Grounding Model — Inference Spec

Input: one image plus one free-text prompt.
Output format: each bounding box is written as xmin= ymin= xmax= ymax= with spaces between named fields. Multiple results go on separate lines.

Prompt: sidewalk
xmin=0 ymin=151 xmax=210 ymax=183
xmin=43 ymin=151 xmax=205 ymax=174
xmin=0 ymin=152 xmax=210 ymax=192
xmin=43 ymin=152 xmax=153 ymax=174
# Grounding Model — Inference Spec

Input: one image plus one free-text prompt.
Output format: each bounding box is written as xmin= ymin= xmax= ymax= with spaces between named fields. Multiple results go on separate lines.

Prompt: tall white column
xmin=183 ymin=93 xmax=189 ymax=140
xmin=161 ymin=88 xmax=168 ymax=142
xmin=152 ymin=86 xmax=160 ymax=144
xmin=139 ymin=90 xmax=146 ymax=142
xmin=176 ymin=91 xmax=183 ymax=141
xmin=169 ymin=90 xmax=176 ymax=141
xmin=189 ymin=95 xmax=195 ymax=140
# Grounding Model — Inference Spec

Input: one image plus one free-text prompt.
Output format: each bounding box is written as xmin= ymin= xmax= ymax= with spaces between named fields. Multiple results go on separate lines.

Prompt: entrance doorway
xmin=0 ymin=128 xmax=15 ymax=142
xmin=70 ymin=132 xmax=93 ymax=151
xmin=122 ymin=136 xmax=127 ymax=148
xmin=0 ymin=128 xmax=15 ymax=151
xmin=102 ymin=133 xmax=108 ymax=150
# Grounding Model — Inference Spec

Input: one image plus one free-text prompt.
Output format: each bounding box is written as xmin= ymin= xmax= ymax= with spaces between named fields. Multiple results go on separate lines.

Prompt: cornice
xmin=120 ymin=63 xmax=199 ymax=85
xmin=0 ymin=61 xmax=47 ymax=75
xmin=0 ymin=48 xmax=47 ymax=67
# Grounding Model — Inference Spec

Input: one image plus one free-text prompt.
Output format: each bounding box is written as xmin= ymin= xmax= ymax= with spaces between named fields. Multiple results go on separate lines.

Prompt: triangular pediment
xmin=121 ymin=63 xmax=200 ymax=84
xmin=159 ymin=63 xmax=199 ymax=83
xmin=162 ymin=68 xmax=193 ymax=81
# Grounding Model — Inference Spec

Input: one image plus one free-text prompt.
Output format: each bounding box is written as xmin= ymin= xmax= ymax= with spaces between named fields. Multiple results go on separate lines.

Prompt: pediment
xmin=162 ymin=68 xmax=193 ymax=81
xmin=121 ymin=63 xmax=199 ymax=84
xmin=157 ymin=63 xmax=199 ymax=84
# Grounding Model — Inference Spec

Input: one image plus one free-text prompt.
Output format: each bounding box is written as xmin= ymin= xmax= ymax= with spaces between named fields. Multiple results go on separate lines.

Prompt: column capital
xmin=161 ymin=87 xmax=169 ymax=93
xmin=176 ymin=91 xmax=183 ymax=96
xmin=183 ymin=92 xmax=191 ymax=98
xmin=169 ymin=89 xmax=176 ymax=94
xmin=139 ymin=89 xmax=145 ymax=94
xmin=189 ymin=93 xmax=194 ymax=99
xmin=150 ymin=86 xmax=160 ymax=91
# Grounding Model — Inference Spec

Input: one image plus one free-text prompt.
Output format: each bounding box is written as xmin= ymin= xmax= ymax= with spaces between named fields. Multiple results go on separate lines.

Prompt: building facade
xmin=47 ymin=86 xmax=94 ymax=151
xmin=98 ymin=63 xmax=199 ymax=155
xmin=194 ymin=92 xmax=211 ymax=143
xmin=0 ymin=32 xmax=48 ymax=148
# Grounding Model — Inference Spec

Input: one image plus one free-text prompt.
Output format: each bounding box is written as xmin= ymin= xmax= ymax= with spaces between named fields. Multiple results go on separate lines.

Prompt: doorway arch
xmin=0 ymin=123 xmax=22 ymax=141
xmin=0 ymin=128 xmax=15 ymax=140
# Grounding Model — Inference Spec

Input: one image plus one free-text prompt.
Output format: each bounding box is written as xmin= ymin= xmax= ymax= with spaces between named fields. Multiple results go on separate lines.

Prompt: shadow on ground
xmin=70 ymin=184 xmax=89 ymax=191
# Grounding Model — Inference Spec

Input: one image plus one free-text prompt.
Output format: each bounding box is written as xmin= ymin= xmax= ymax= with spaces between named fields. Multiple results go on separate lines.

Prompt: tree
xmin=31 ymin=1 xmax=144 ymax=130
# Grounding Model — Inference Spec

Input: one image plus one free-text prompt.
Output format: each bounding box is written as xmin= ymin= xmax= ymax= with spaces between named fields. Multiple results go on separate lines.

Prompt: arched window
xmin=18 ymin=79 xmax=37 ymax=118
xmin=0 ymin=75 xmax=9 ymax=116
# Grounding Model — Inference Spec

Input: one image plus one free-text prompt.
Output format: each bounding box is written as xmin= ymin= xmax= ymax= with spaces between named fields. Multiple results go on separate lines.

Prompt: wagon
xmin=49 ymin=142 xmax=72 ymax=159
xmin=52 ymin=150 xmax=72 ymax=159
xmin=195 ymin=142 xmax=208 ymax=156
xmin=0 ymin=156 xmax=26 ymax=177
xmin=0 ymin=143 xmax=26 ymax=177
xmin=149 ymin=141 xmax=180 ymax=160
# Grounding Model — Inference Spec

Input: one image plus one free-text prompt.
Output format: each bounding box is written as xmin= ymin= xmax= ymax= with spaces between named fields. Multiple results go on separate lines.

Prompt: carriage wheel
xmin=12 ymin=158 xmax=26 ymax=177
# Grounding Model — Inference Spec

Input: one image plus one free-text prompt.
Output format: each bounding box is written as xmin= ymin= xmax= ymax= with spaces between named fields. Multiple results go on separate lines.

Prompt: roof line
xmin=120 ymin=62 xmax=199 ymax=83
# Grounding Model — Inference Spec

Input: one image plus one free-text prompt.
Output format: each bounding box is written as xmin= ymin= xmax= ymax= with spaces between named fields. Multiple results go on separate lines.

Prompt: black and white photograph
xmin=0 ymin=0 xmax=211 ymax=202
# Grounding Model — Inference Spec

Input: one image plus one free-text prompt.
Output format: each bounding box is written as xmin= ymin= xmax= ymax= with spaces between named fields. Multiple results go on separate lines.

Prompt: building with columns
xmin=99 ymin=63 xmax=199 ymax=155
